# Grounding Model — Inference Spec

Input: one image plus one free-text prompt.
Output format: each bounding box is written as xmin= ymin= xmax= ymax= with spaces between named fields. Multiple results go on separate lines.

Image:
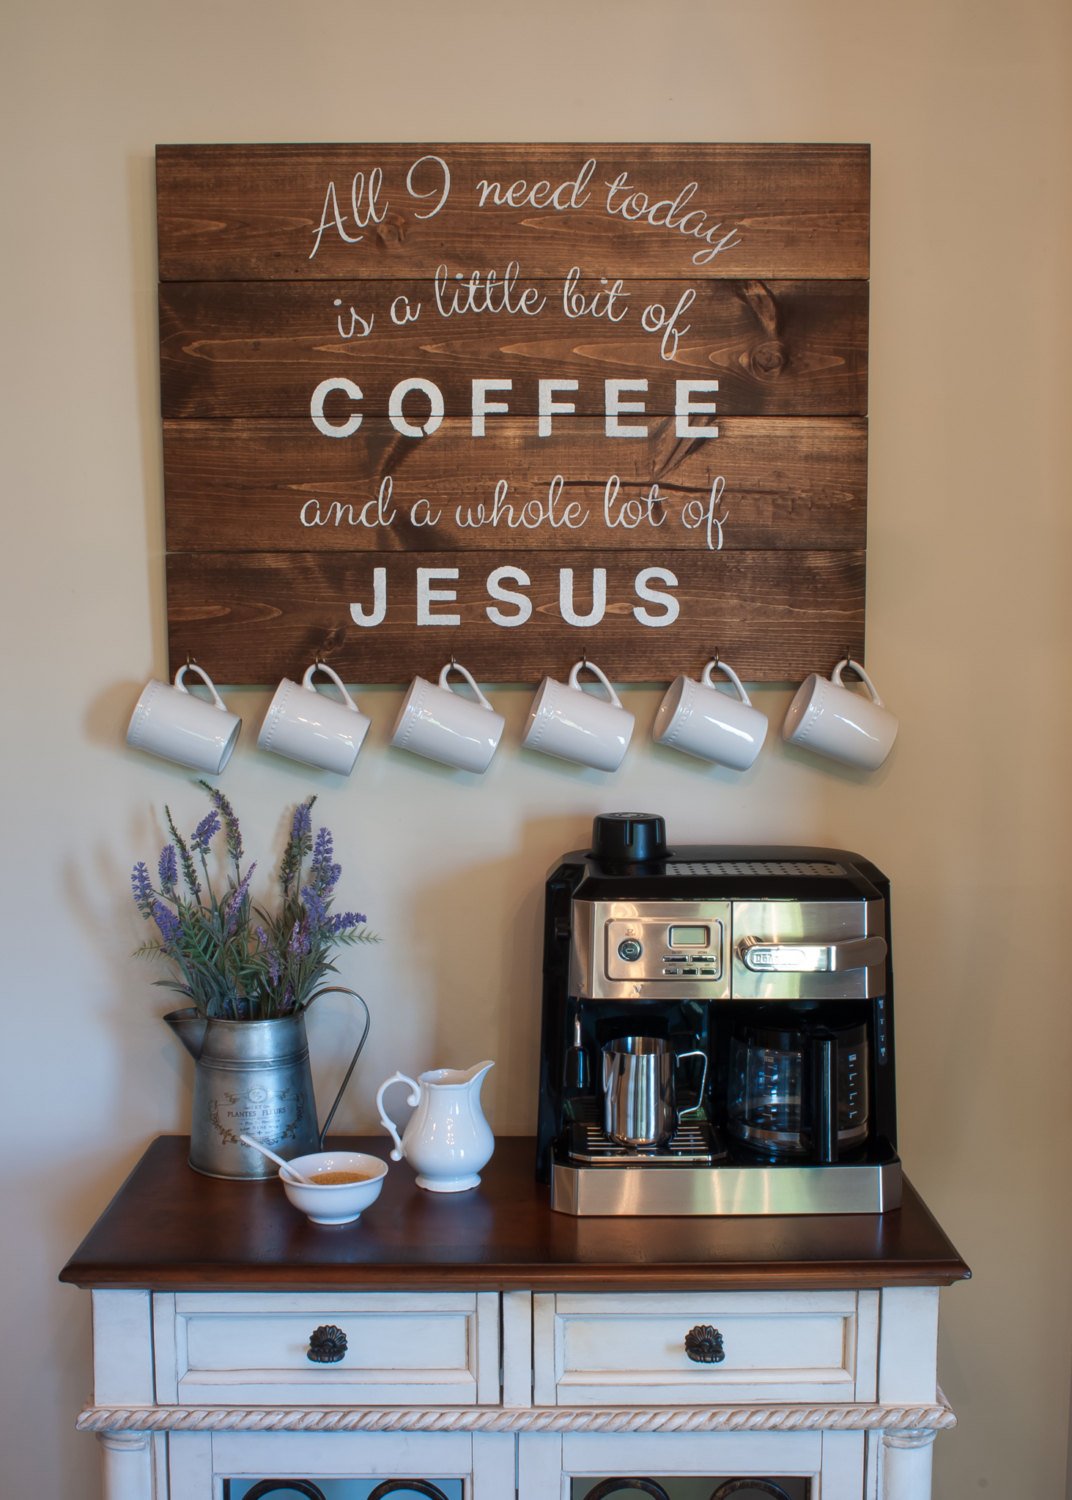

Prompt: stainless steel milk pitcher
xmin=165 ymin=988 xmax=370 ymax=1179
xmin=602 ymin=1035 xmax=709 ymax=1149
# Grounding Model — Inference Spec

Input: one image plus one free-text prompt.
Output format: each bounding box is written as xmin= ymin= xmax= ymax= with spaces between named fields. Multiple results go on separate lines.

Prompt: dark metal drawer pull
xmin=684 ymin=1323 xmax=726 ymax=1363
xmin=306 ymin=1324 xmax=347 ymax=1363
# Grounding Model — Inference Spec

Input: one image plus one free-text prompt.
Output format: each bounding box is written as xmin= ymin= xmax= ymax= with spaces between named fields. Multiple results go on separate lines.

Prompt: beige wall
xmin=5 ymin=0 xmax=1070 ymax=1493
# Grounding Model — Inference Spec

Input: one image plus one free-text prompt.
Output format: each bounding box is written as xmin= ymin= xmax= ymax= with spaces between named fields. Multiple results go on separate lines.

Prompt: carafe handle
xmin=675 ymin=1048 xmax=709 ymax=1120
xmin=304 ymin=987 xmax=371 ymax=1148
xmin=376 ymin=1072 xmax=422 ymax=1161
xmin=812 ymin=1035 xmax=838 ymax=1164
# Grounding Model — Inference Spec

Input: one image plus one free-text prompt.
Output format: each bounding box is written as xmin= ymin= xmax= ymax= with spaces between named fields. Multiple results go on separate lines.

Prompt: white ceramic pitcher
xmin=375 ymin=1061 xmax=495 ymax=1192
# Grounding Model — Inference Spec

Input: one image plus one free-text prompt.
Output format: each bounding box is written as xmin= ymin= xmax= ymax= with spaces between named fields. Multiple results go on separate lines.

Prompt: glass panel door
xmin=225 ymin=1482 xmax=466 ymax=1499
xmin=569 ymin=1481 xmax=809 ymax=1500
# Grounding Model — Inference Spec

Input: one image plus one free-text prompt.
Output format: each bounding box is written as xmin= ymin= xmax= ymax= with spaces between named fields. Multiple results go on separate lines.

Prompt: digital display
xmin=669 ymin=924 xmax=710 ymax=948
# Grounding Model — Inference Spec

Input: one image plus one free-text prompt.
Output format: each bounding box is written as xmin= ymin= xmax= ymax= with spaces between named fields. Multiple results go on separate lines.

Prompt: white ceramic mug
xmin=390 ymin=660 xmax=505 ymax=773
xmin=522 ymin=659 xmax=635 ymax=772
xmin=654 ymin=658 xmax=768 ymax=771
xmin=126 ymin=663 xmax=241 ymax=774
xmin=258 ymin=662 xmax=370 ymax=775
xmin=782 ymin=658 xmax=898 ymax=771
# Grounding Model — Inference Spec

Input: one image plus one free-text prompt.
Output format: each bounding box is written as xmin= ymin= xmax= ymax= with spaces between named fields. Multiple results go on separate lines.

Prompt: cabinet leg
xmin=97 ymin=1431 xmax=153 ymax=1500
xmin=882 ymin=1428 xmax=937 ymax=1500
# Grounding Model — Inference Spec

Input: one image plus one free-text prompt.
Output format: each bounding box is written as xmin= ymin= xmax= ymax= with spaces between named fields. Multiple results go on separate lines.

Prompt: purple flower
xmin=131 ymin=862 xmax=153 ymax=914
xmin=329 ymin=910 xmax=367 ymax=934
xmin=166 ymin=806 xmax=201 ymax=899
xmin=201 ymin=783 xmax=244 ymax=863
xmin=280 ymin=796 xmax=316 ymax=894
xmin=224 ymin=862 xmax=256 ymax=935
xmin=158 ymin=844 xmax=178 ymax=893
xmin=300 ymin=884 xmax=329 ymax=932
xmin=288 ymin=916 xmax=311 ymax=957
xmin=191 ymin=810 xmax=221 ymax=854
xmin=291 ymin=802 xmax=312 ymax=844
xmin=255 ymin=926 xmax=283 ymax=986
xmin=310 ymin=827 xmax=341 ymax=895
xmin=152 ymin=900 xmax=182 ymax=946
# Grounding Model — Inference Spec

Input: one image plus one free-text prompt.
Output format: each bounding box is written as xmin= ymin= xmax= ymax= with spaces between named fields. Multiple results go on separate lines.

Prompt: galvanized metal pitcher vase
xmin=164 ymin=988 xmax=370 ymax=1179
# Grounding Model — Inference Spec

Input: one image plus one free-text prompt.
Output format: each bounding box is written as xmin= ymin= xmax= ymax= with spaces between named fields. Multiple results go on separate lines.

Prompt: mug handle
xmin=568 ymin=658 xmax=622 ymax=709
xmin=303 ymin=661 xmax=359 ymax=712
xmin=832 ymin=658 xmax=884 ymax=707
xmin=701 ymin=657 xmax=752 ymax=707
xmin=438 ymin=660 xmax=494 ymax=712
xmin=674 ymin=1049 xmax=709 ymax=1121
xmin=173 ymin=662 xmax=228 ymax=712
xmin=375 ymin=1072 xmax=422 ymax=1161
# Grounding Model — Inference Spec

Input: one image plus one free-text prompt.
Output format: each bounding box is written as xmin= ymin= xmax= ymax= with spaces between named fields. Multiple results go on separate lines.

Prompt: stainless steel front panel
xmin=730 ymin=898 xmax=888 ymax=1000
xmin=551 ymin=1159 xmax=902 ymax=1216
xmin=569 ymin=899 xmax=732 ymax=1001
xmin=568 ymin=895 xmax=887 ymax=1002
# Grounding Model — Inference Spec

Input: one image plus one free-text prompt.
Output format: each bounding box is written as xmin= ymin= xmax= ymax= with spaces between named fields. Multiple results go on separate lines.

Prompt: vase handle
xmin=305 ymin=986 xmax=371 ymax=1148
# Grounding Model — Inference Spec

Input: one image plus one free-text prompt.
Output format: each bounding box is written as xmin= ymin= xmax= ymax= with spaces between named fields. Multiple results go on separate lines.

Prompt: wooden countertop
xmin=59 ymin=1136 xmax=970 ymax=1294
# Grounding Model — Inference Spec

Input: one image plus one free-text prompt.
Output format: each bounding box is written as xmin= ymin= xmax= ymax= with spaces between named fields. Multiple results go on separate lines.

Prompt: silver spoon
xmin=239 ymin=1133 xmax=314 ymax=1184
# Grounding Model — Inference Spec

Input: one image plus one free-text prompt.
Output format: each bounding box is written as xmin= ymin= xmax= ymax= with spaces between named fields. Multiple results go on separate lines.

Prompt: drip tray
xmin=566 ymin=1114 xmax=727 ymax=1166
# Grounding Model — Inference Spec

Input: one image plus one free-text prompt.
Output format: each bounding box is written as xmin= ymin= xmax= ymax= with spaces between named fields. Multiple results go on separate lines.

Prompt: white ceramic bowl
xmin=279 ymin=1151 xmax=387 ymax=1225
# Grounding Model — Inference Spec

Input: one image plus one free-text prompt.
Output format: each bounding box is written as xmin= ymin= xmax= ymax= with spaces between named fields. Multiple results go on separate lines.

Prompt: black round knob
xmin=591 ymin=813 xmax=668 ymax=865
xmin=307 ymin=1324 xmax=348 ymax=1363
xmin=684 ymin=1324 xmax=725 ymax=1364
xmin=618 ymin=938 xmax=644 ymax=962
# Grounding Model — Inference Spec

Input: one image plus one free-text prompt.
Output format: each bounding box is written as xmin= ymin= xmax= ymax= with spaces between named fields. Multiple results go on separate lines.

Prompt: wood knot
xmin=749 ymin=340 xmax=789 ymax=379
xmin=375 ymin=214 xmax=408 ymax=247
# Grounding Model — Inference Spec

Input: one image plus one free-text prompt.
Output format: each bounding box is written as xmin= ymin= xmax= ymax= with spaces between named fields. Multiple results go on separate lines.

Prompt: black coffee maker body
xmin=537 ymin=814 xmax=901 ymax=1216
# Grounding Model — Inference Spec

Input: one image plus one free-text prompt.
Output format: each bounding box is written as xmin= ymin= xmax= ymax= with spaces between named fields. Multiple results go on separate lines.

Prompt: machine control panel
xmin=605 ymin=910 xmax=726 ymax=983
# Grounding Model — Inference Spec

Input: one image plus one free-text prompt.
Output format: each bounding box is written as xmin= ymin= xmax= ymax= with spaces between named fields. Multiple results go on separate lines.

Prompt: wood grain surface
xmin=156 ymin=143 xmax=870 ymax=684
xmin=157 ymin=144 xmax=870 ymax=282
xmin=165 ymin=547 xmax=865 ymax=685
xmin=163 ymin=417 xmax=867 ymax=554
xmin=59 ymin=1136 xmax=970 ymax=1293
xmin=159 ymin=278 xmax=867 ymax=419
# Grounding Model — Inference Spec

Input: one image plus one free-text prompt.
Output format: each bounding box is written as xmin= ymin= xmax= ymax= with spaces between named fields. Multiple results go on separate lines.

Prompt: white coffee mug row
xmin=126 ymin=655 xmax=897 ymax=777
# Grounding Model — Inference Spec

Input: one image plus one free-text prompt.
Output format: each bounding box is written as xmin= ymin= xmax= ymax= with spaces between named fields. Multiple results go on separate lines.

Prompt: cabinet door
xmin=518 ymin=1430 xmax=868 ymax=1500
xmin=169 ymin=1431 xmax=515 ymax=1500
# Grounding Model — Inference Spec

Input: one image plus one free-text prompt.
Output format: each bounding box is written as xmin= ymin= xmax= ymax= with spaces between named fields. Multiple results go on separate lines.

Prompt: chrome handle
xmin=307 ymin=1324 xmax=347 ymax=1363
xmin=737 ymin=934 xmax=887 ymax=974
xmin=684 ymin=1324 xmax=725 ymax=1364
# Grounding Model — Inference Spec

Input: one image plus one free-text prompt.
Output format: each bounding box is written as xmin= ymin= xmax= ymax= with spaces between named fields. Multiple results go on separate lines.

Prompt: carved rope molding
xmin=77 ymin=1395 xmax=956 ymax=1436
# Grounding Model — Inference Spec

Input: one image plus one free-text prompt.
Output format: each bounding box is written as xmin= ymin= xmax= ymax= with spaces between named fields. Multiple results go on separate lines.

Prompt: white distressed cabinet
xmin=62 ymin=1139 xmax=969 ymax=1500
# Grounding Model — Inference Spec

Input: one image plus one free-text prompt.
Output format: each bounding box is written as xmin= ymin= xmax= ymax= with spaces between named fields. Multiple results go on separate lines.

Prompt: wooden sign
xmin=157 ymin=143 xmax=869 ymax=683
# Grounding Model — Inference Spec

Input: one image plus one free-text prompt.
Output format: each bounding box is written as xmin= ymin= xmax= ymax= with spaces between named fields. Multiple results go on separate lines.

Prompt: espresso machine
xmin=537 ymin=813 xmax=902 ymax=1216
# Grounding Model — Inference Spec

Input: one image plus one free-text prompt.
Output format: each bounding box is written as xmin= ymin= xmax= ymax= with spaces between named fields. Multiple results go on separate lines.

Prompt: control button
xmin=617 ymin=938 xmax=643 ymax=962
xmin=664 ymin=966 xmax=680 ymax=975
xmin=701 ymin=968 xmax=716 ymax=976
xmin=682 ymin=967 xmax=697 ymax=975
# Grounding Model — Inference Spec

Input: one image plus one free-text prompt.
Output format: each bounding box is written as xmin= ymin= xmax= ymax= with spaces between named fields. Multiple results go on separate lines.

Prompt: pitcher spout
xmin=164 ymin=1007 xmax=208 ymax=1061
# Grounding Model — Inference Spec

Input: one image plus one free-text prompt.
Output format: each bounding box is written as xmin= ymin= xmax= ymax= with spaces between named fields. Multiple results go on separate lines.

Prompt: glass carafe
xmin=727 ymin=1023 xmax=869 ymax=1159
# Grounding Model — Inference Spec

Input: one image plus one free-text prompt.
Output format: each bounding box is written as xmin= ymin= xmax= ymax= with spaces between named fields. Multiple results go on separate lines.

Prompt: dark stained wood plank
xmin=159 ymin=278 xmax=868 ymax=419
xmin=157 ymin=144 xmax=870 ymax=282
xmin=164 ymin=547 xmax=865 ymax=684
xmin=59 ymin=1136 xmax=970 ymax=1293
xmin=162 ymin=417 xmax=868 ymax=554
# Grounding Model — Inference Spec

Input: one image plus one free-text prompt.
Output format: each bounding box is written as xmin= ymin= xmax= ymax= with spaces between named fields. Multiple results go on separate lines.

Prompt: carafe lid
xmin=591 ymin=812 xmax=668 ymax=865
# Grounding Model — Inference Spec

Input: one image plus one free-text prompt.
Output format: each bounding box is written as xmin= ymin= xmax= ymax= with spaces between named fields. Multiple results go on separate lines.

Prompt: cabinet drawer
xmin=533 ymin=1291 xmax=874 ymax=1406
xmin=154 ymin=1292 xmax=500 ymax=1406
